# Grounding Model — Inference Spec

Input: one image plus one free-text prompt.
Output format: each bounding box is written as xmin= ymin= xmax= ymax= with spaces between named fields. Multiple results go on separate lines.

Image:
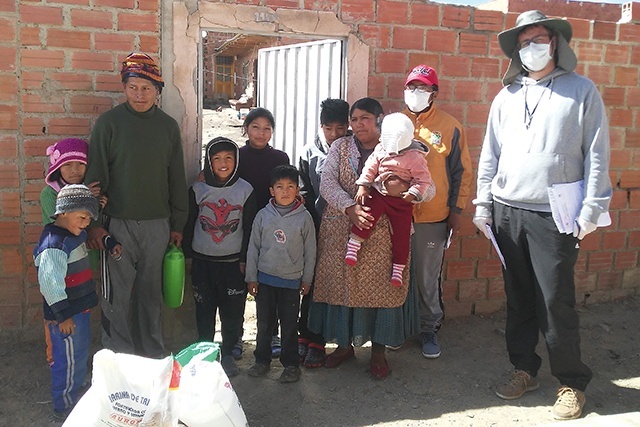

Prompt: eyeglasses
xmin=406 ymin=85 xmax=435 ymax=93
xmin=517 ymin=34 xmax=552 ymax=50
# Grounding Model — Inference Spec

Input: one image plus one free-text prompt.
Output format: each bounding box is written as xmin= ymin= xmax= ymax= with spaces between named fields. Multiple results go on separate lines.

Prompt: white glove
xmin=573 ymin=217 xmax=597 ymax=240
xmin=473 ymin=216 xmax=492 ymax=240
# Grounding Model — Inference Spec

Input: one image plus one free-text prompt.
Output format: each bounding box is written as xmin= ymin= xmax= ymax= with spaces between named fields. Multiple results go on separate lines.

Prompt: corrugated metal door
xmin=257 ymin=39 xmax=344 ymax=164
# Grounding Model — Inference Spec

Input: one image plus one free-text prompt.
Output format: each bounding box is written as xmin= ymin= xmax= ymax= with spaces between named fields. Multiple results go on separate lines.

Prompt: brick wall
xmin=1 ymin=0 xmax=638 ymax=330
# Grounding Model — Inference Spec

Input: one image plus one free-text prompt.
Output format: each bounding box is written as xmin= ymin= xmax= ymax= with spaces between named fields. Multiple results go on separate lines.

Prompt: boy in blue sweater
xmin=33 ymin=184 xmax=99 ymax=422
xmin=246 ymin=165 xmax=316 ymax=383
xmin=183 ymin=137 xmax=257 ymax=378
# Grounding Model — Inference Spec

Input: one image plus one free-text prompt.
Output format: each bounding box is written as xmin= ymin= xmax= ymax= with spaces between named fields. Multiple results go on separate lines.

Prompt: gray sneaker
xmin=279 ymin=366 xmax=301 ymax=383
xmin=248 ymin=363 xmax=270 ymax=378
xmin=420 ymin=332 xmax=441 ymax=359
xmin=496 ymin=369 xmax=540 ymax=400
xmin=221 ymin=355 xmax=239 ymax=378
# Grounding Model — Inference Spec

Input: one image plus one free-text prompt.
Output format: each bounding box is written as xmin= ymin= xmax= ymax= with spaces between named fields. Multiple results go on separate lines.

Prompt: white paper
xmin=548 ymin=180 xmax=611 ymax=234
xmin=486 ymin=224 xmax=506 ymax=270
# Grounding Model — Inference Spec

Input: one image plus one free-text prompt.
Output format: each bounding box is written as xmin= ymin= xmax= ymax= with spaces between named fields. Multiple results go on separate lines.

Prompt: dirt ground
xmin=1 ymin=296 xmax=639 ymax=426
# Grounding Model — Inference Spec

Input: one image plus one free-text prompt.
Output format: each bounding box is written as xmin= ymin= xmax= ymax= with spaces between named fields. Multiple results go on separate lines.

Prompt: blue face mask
xmin=519 ymin=42 xmax=553 ymax=72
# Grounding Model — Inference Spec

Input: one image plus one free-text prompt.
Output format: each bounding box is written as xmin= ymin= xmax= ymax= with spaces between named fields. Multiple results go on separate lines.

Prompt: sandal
xmin=369 ymin=358 xmax=391 ymax=380
xmin=303 ymin=343 xmax=326 ymax=368
xmin=324 ymin=347 xmax=355 ymax=368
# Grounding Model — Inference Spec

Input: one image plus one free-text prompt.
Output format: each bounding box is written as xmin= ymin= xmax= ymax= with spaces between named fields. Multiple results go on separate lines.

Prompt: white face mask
xmin=404 ymin=90 xmax=433 ymax=113
xmin=519 ymin=42 xmax=553 ymax=73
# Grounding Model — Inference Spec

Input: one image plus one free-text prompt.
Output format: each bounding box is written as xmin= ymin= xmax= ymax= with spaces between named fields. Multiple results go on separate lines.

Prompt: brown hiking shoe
xmin=496 ymin=370 xmax=540 ymax=400
xmin=552 ymin=386 xmax=586 ymax=420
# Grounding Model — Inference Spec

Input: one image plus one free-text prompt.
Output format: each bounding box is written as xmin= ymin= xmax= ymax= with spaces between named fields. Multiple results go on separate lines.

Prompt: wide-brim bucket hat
xmin=498 ymin=10 xmax=577 ymax=85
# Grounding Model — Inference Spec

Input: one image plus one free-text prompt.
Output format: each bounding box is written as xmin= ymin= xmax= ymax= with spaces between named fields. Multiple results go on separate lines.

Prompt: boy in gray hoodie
xmin=246 ymin=165 xmax=317 ymax=383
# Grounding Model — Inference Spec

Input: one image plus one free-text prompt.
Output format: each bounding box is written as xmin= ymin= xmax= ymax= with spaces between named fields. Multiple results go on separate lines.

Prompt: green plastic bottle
xmin=163 ymin=244 xmax=185 ymax=308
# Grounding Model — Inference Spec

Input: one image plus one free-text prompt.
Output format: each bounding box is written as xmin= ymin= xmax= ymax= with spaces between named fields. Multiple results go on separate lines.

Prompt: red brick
xmin=592 ymin=21 xmax=616 ymax=41
xmin=95 ymin=33 xmax=135 ymax=52
xmin=96 ymin=74 xmax=123 ymax=92
xmin=407 ymin=53 xmax=439 ymax=70
xmin=487 ymin=277 xmax=505 ymax=299
xmin=629 ymin=230 xmax=640 ymax=248
xmin=474 ymin=299 xmax=505 ymax=315
xmin=588 ymin=251 xmax=614 ymax=272
xmin=48 ymin=118 xmax=91 ymax=136
xmin=367 ymin=75 xmax=384 ymax=99
xmin=459 ymin=32 xmax=488 ymax=55
xmin=631 ymin=190 xmax=640 ymax=210
xmin=94 ymin=0 xmax=135 ymax=7
xmin=20 ymin=4 xmax=63 ymax=25
xmin=629 ymin=130 xmax=640 ymax=148
xmin=0 ymin=16 xmax=15 ymax=42
xmin=602 ymin=231 xmax=626 ymax=250
xmin=441 ymin=55 xmax=471 ymax=78
xmin=471 ymin=57 xmax=499 ymax=79
xmin=46 ymin=29 xmax=91 ymax=49
xmin=629 ymin=88 xmax=640 ymax=108
xmin=426 ymin=29 xmax=456 ymax=53
xmin=26 ymin=224 xmax=42 ymax=244
xmin=586 ymin=65 xmax=612 ymax=85
xmin=575 ymin=271 xmax=597 ymax=294
xmin=24 ymin=183 xmax=43 ymax=203
xmin=23 ymin=137 xmax=57 ymax=157
xmin=459 ymin=237 xmax=488 ymax=260
xmin=477 ymin=258 xmax=502 ymax=279
xmin=409 ymin=3 xmax=439 ymax=27
xmin=0 ymin=221 xmax=21 ymax=244
xmin=19 ymin=26 xmax=40 ymax=46
xmin=446 ymin=259 xmax=475 ymax=280
xmin=25 ymin=161 xmax=45 ymax=181
xmin=442 ymin=5 xmax=470 ymax=29
xmin=0 ymin=305 xmax=22 ymax=329
xmin=0 ymin=135 xmax=17 ymax=160
xmin=615 ymin=251 xmax=637 ymax=269
xmin=454 ymin=79 xmax=482 ymax=102
xmin=620 ymin=170 xmax=640 ymax=188
xmin=71 ymin=52 xmax=113 ymax=71
xmin=56 ymin=0 xmax=90 ymax=5
xmin=51 ymin=72 xmax=93 ymax=91
xmin=459 ymin=280 xmax=487 ymax=301
xmin=614 ymin=66 xmax=638 ymax=86
xmin=341 ymin=0 xmax=374 ymax=22
xmin=632 ymin=46 xmax=640 ymax=67
xmin=473 ymin=9 xmax=502 ymax=32
xmin=0 ymin=0 xmax=16 ymax=13
xmin=22 ymin=94 xmax=65 ymax=114
xmin=358 ymin=25 xmax=391 ymax=49
xmin=23 ymin=117 xmax=46 ymax=135
xmin=375 ymin=50 xmax=406 ymax=74
xmin=392 ymin=26 xmax=424 ymax=50
xmin=601 ymin=86 xmax=625 ymax=107
xmin=1 ymin=248 xmax=24 ymax=275
xmin=118 ymin=12 xmax=158 ymax=32
xmin=467 ymin=103 xmax=490 ymax=126
xmin=21 ymin=71 xmax=44 ymax=90
xmin=138 ymin=0 xmax=159 ymax=10
xmin=377 ymin=0 xmax=408 ymax=24
xmin=69 ymin=95 xmax=114 ymax=114
xmin=619 ymin=22 xmax=640 ymax=44
xmin=0 ymin=75 xmax=17 ymax=102
xmin=445 ymin=301 xmax=474 ymax=318
xmin=619 ymin=209 xmax=640 ymax=229
xmin=610 ymin=109 xmax=633 ymax=128
xmin=596 ymin=271 xmax=623 ymax=291
xmin=24 ymin=203 xmax=42 ymax=224
xmin=139 ymin=35 xmax=159 ymax=54
xmin=0 ymin=105 xmax=18 ymax=130
xmin=303 ymin=0 xmax=338 ymax=10
xmin=264 ymin=0 xmax=299 ymax=7
xmin=0 ymin=191 xmax=20 ymax=217
xmin=0 ymin=46 xmax=16 ymax=72
xmin=387 ymin=75 xmax=405 ymax=100
xmin=605 ymin=44 xmax=630 ymax=65
xmin=71 ymin=8 xmax=113 ymax=29
xmin=577 ymin=42 xmax=605 ymax=63
xmin=0 ymin=164 xmax=19 ymax=188
xmin=609 ymin=189 xmax=628 ymax=211
xmin=21 ymin=49 xmax=64 ymax=69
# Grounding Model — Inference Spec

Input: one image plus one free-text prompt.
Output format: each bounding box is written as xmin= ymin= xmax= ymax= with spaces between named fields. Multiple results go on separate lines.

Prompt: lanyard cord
xmin=523 ymin=80 xmax=552 ymax=130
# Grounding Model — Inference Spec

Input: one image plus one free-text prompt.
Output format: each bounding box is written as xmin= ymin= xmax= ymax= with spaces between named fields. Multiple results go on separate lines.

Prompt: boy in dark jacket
xmin=183 ymin=137 xmax=257 ymax=377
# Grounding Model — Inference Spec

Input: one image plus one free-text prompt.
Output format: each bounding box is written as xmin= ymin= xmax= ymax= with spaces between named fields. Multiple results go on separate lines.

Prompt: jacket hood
xmin=203 ymin=137 xmax=240 ymax=187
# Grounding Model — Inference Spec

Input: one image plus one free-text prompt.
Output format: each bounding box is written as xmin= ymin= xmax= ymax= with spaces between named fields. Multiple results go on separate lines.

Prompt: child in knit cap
xmin=33 ymin=184 xmax=101 ymax=422
xmin=345 ymin=113 xmax=435 ymax=287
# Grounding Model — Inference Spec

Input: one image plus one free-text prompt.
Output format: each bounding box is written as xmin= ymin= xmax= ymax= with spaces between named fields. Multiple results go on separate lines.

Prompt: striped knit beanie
xmin=53 ymin=184 xmax=99 ymax=220
xmin=121 ymin=52 xmax=164 ymax=91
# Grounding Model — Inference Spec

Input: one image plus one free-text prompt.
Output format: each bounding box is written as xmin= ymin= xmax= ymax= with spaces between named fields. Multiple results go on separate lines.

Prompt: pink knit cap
xmin=45 ymin=138 xmax=89 ymax=191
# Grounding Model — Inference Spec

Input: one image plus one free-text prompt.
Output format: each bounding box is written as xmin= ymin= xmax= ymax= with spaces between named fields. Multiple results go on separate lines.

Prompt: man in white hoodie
xmin=473 ymin=11 xmax=612 ymax=420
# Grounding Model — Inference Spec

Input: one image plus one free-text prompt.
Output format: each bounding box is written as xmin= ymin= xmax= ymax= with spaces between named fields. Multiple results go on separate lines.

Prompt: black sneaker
xmin=248 ymin=363 xmax=270 ymax=377
xmin=221 ymin=355 xmax=239 ymax=378
xmin=279 ymin=366 xmax=301 ymax=383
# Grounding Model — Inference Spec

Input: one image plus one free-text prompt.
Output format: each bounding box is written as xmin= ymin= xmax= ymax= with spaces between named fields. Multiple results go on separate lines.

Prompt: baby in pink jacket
xmin=346 ymin=113 xmax=435 ymax=287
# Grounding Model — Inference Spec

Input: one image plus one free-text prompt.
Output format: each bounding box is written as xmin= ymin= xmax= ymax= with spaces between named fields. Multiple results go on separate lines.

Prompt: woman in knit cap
xmin=85 ymin=52 xmax=188 ymax=358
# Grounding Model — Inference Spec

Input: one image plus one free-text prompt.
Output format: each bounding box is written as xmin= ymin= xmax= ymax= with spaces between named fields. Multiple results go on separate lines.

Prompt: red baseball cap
xmin=405 ymin=65 xmax=439 ymax=87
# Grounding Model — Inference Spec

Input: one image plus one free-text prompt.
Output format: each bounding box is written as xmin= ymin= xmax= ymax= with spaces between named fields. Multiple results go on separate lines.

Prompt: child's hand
xmin=86 ymin=181 xmax=101 ymax=198
xmin=111 ymin=244 xmax=123 ymax=261
xmin=300 ymin=283 xmax=311 ymax=295
xmin=401 ymin=192 xmax=416 ymax=203
xmin=99 ymin=195 xmax=108 ymax=209
xmin=58 ymin=318 xmax=75 ymax=335
xmin=354 ymin=186 xmax=370 ymax=205
xmin=239 ymin=262 xmax=246 ymax=275
xmin=247 ymin=282 xmax=258 ymax=296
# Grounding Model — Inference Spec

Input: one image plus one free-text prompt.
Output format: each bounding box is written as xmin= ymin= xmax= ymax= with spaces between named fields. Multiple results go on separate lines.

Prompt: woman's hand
xmin=354 ymin=186 xmax=370 ymax=206
xmin=346 ymin=204 xmax=374 ymax=231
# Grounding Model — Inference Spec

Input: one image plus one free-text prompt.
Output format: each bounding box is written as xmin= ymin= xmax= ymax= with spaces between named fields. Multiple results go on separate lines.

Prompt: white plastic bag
xmin=64 ymin=349 xmax=177 ymax=427
xmin=177 ymin=359 xmax=248 ymax=427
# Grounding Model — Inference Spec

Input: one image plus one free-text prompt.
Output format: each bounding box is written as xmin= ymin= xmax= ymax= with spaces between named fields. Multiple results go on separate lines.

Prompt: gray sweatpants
xmin=101 ymin=218 xmax=170 ymax=358
xmin=411 ymin=222 xmax=447 ymax=334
